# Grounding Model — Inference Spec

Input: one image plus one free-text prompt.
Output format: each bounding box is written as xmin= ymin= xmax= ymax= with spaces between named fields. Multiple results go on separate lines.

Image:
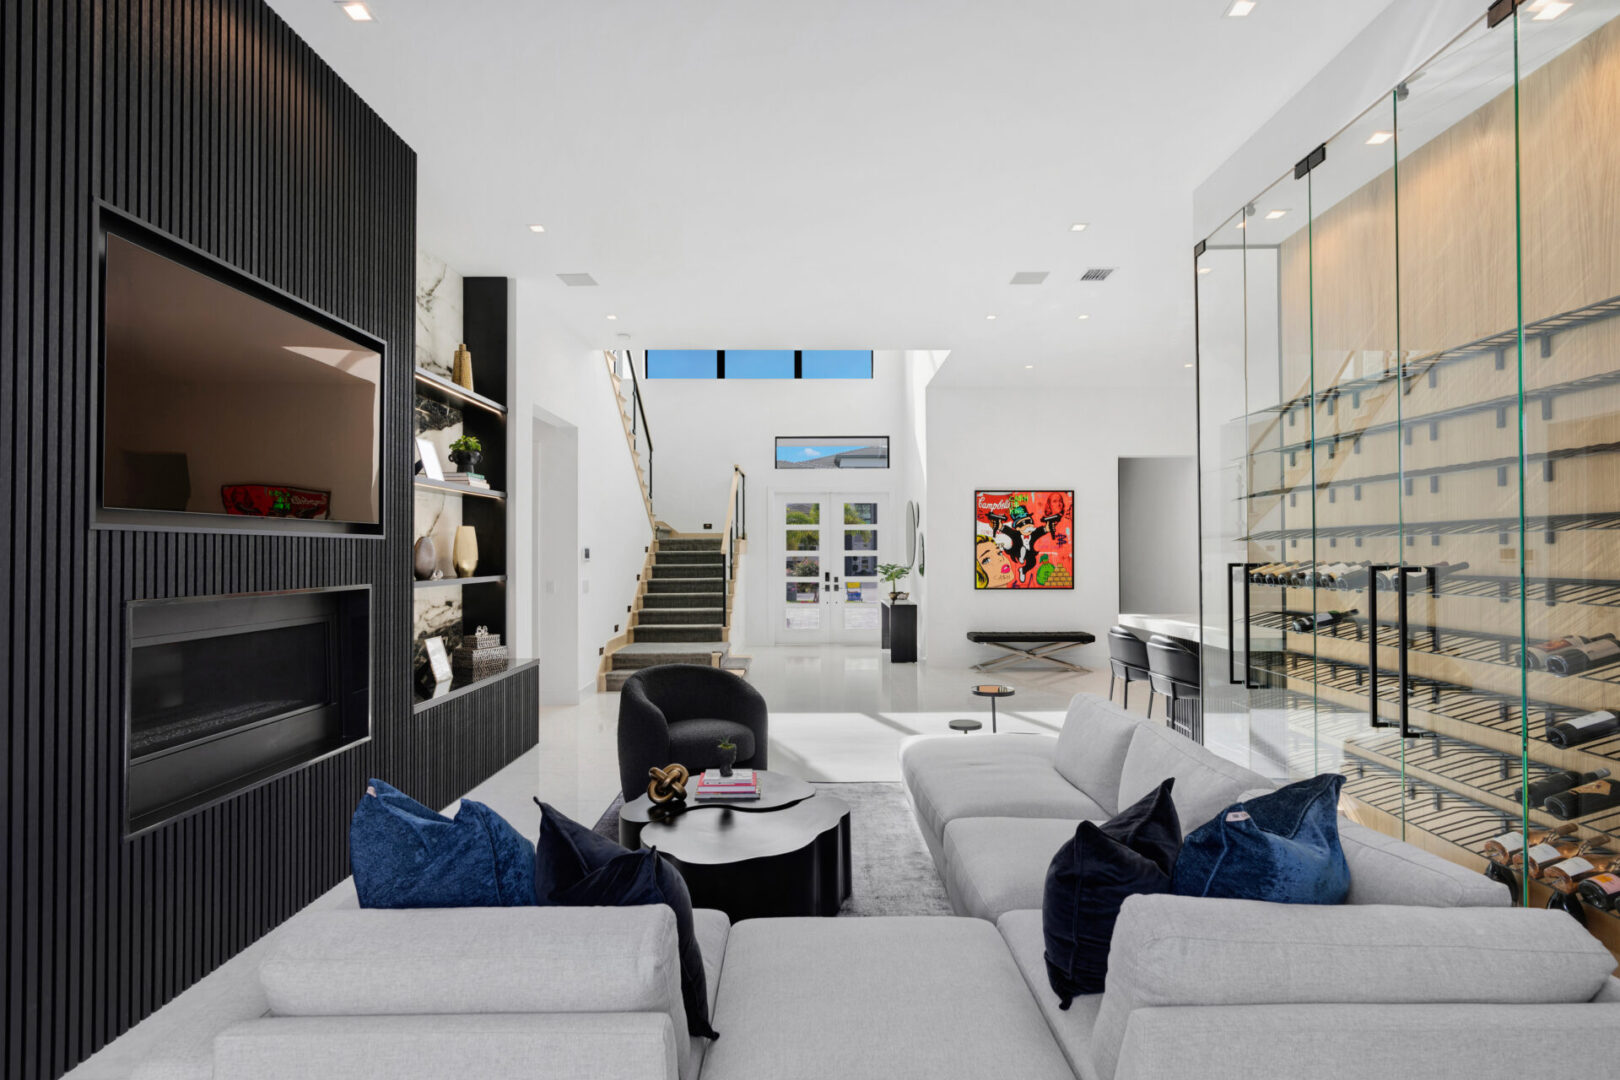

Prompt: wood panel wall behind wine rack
xmin=2 ymin=4 xmax=537 ymax=1078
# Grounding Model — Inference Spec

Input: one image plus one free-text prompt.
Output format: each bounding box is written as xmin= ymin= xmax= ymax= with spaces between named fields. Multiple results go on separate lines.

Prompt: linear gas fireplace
xmin=125 ymin=586 xmax=370 ymax=834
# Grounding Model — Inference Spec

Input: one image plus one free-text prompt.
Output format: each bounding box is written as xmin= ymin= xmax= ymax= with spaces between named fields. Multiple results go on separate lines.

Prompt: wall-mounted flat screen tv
xmin=100 ymin=223 xmax=383 ymax=531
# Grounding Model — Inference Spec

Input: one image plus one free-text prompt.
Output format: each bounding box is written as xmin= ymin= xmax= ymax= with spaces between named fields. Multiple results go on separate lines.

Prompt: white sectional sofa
xmin=150 ymin=693 xmax=1620 ymax=1080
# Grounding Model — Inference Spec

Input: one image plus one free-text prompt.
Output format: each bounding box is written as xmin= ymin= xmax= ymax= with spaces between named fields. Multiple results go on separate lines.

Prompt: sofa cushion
xmin=1172 ymin=773 xmax=1349 ymax=905
xmin=1340 ymin=818 xmax=1511 ymax=907
xmin=943 ymin=817 xmax=1091 ymax=921
xmin=553 ymin=848 xmax=718 ymax=1040
xmin=700 ymin=917 xmax=1073 ymax=1080
xmin=1052 ymin=694 xmax=1140 ymax=814
xmin=534 ymin=800 xmax=631 ymax=901
xmin=1090 ymin=893 xmax=1619 ymax=1080
xmin=998 ymin=909 xmax=1105 ymax=1080
xmin=1117 ymin=722 xmax=1270 ymax=833
xmin=1044 ymin=779 xmax=1181 ymax=1006
xmin=900 ymin=734 xmax=1107 ymax=860
xmin=349 ymin=780 xmax=534 ymax=909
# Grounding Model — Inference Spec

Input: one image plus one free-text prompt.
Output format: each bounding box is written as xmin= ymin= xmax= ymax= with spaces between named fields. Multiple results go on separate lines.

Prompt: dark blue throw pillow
xmin=1171 ymin=772 xmax=1350 ymax=905
xmin=533 ymin=802 xmax=718 ymax=1041
xmin=350 ymin=779 xmax=535 ymax=908
xmin=1043 ymin=778 xmax=1181 ymax=1008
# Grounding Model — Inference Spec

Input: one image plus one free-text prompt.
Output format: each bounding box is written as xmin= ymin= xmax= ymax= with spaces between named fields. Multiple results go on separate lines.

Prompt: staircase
xmin=597 ymin=351 xmax=750 ymax=691
xmin=602 ymin=534 xmax=749 ymax=691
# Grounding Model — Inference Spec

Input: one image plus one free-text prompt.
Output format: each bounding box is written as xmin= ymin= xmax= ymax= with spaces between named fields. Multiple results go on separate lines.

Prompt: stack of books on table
xmin=441 ymin=471 xmax=490 ymax=490
xmin=693 ymin=768 xmax=760 ymax=802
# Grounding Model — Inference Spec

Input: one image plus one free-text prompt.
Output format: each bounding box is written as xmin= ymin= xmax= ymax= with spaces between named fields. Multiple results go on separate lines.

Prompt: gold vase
xmin=453 ymin=525 xmax=479 ymax=578
xmin=451 ymin=342 xmax=474 ymax=390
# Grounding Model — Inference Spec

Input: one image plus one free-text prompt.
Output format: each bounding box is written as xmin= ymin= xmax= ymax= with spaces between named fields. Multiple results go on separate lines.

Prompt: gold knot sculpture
xmin=647 ymin=763 xmax=690 ymax=804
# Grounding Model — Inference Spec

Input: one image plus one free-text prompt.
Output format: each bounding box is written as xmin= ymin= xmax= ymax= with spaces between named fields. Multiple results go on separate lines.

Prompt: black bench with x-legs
xmin=966 ymin=630 xmax=1095 ymax=673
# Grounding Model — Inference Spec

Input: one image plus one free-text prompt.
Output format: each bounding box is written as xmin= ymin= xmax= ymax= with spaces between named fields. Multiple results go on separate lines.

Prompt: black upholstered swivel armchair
xmin=617 ymin=665 xmax=769 ymax=800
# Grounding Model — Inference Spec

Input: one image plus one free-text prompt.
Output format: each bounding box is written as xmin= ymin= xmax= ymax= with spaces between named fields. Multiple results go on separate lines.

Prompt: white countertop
xmin=1117 ymin=613 xmax=1201 ymax=642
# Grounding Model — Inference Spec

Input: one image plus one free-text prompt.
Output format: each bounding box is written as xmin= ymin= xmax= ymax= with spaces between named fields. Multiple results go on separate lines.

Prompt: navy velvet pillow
xmin=1043 ymin=778 xmax=1181 ymax=1007
xmin=533 ymin=802 xmax=717 ymax=1041
xmin=1172 ymin=772 xmax=1350 ymax=905
xmin=350 ymin=779 xmax=535 ymax=908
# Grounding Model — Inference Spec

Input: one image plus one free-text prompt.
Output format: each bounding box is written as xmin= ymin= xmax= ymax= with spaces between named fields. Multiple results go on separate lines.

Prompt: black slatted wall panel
xmin=0 ymin=4 xmax=539 ymax=1078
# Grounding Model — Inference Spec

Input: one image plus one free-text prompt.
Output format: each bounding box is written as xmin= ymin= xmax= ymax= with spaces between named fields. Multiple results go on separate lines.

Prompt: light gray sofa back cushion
xmin=1116 ymin=722 xmax=1271 ymax=833
xmin=1339 ymin=818 xmax=1510 ymax=907
xmin=259 ymin=906 xmax=693 ymax=1080
xmin=1052 ymin=693 xmax=1140 ymax=814
xmin=1091 ymin=893 xmax=1616 ymax=1080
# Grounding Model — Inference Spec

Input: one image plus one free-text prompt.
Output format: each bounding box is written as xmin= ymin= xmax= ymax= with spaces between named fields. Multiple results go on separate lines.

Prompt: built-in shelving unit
xmin=1196 ymin=9 xmax=1620 ymax=956
xmin=413 ymin=277 xmax=513 ymax=695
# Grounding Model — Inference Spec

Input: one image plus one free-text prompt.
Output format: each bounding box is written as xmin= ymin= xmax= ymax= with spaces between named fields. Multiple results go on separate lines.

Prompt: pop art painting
xmin=974 ymin=490 xmax=1073 ymax=589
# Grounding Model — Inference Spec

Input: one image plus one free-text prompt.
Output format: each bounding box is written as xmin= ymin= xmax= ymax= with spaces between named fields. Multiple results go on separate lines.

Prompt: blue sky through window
xmin=646 ymin=349 xmax=718 ymax=378
xmin=726 ymin=349 xmax=795 ymax=378
xmin=778 ymin=443 xmax=864 ymax=462
xmin=801 ymin=350 xmax=872 ymax=378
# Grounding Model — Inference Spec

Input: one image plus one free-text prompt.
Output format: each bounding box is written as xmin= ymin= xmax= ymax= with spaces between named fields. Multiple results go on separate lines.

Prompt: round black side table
xmin=970 ymin=684 xmax=1015 ymax=733
xmin=949 ymin=718 xmax=983 ymax=735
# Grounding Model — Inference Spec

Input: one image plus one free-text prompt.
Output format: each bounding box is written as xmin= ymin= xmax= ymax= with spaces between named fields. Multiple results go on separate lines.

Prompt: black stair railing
xmin=625 ymin=349 xmax=654 ymax=503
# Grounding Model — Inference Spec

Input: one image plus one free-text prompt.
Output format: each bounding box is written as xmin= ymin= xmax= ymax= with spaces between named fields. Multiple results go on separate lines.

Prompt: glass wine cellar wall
xmin=1196 ymin=2 xmax=1620 ymax=954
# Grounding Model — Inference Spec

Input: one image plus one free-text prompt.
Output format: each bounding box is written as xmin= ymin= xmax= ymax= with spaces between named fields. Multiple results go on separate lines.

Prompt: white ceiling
xmin=267 ymin=0 xmax=1391 ymax=388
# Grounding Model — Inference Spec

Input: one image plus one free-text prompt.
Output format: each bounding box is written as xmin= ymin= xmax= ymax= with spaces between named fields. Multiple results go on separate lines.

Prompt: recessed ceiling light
xmin=1530 ymin=0 xmax=1573 ymax=18
xmin=1225 ymin=0 xmax=1256 ymax=16
xmin=1197 ymin=266 xmax=1213 ymax=275
xmin=606 ymin=314 xmax=618 ymax=320
xmin=1184 ymin=362 xmax=1194 ymax=368
xmin=1235 ymin=221 xmax=1246 ymax=230
xmin=1366 ymin=130 xmax=1393 ymax=145
xmin=528 ymin=224 xmax=546 ymax=233
xmin=339 ymin=2 xmax=373 ymax=21
xmin=1077 ymin=314 xmax=1091 ymax=320
xmin=1070 ymin=223 xmax=1088 ymax=232
xmin=1265 ymin=209 xmax=1290 ymax=220
xmin=985 ymin=314 xmax=998 ymax=321
xmin=1025 ymin=364 xmax=1035 ymax=370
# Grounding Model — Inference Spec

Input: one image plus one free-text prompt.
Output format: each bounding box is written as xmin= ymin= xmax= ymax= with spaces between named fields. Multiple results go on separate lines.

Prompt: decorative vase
xmin=449 ymin=448 xmax=482 ymax=474
xmin=452 ymin=342 xmax=474 ymax=390
xmin=453 ymin=525 xmax=479 ymax=578
xmin=413 ymin=536 xmax=438 ymax=580
xmin=718 ymin=745 xmax=736 ymax=777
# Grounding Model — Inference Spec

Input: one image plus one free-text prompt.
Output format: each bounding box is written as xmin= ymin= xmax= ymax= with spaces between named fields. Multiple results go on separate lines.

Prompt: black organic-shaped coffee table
xmin=619 ymin=770 xmax=851 ymax=921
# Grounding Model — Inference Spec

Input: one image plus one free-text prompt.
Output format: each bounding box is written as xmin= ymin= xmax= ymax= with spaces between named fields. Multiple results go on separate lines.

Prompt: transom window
xmin=646 ymin=349 xmax=873 ymax=379
xmin=775 ymin=437 xmax=890 ymax=470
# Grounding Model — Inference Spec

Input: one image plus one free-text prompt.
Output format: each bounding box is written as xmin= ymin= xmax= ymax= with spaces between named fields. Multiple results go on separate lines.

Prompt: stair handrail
xmin=720 ymin=465 xmax=746 ymax=595
xmin=625 ymin=349 xmax=654 ymax=502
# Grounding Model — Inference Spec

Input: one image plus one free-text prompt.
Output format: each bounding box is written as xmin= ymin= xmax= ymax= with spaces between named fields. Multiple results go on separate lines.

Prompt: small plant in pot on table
xmin=716 ymin=737 xmax=737 ymax=777
xmin=878 ymin=562 xmax=911 ymax=602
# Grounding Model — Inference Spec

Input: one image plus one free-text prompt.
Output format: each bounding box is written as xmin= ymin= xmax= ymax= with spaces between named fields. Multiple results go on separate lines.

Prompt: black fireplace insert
xmin=125 ymin=586 xmax=370 ymax=834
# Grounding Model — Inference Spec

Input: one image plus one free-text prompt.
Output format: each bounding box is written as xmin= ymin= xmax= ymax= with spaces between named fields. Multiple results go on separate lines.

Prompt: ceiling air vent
xmin=1080 ymin=267 xmax=1116 ymax=282
xmin=1009 ymin=271 xmax=1049 ymax=285
xmin=557 ymin=272 xmax=598 ymax=287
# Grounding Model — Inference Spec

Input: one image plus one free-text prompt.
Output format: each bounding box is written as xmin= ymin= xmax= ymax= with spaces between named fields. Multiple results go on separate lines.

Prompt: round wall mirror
xmin=906 ymin=500 xmax=920 ymax=565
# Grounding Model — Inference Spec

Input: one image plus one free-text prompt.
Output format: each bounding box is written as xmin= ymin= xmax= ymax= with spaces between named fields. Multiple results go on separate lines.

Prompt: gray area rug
xmin=590 ymin=781 xmax=953 ymax=917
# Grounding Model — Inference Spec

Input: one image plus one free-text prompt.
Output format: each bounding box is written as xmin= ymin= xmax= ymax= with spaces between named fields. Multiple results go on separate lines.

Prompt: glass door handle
xmin=1367 ymin=566 xmax=1398 ymax=729
xmin=1227 ymin=563 xmax=1259 ymax=687
xmin=1397 ymin=566 xmax=1435 ymax=741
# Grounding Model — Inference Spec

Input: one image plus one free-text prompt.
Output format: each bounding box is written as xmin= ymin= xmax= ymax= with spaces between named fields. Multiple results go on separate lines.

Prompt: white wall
xmin=924 ymin=384 xmax=1196 ymax=669
xmin=1117 ymin=456 xmax=1199 ymax=616
xmin=509 ymin=281 xmax=653 ymax=701
xmin=636 ymin=350 xmax=932 ymax=645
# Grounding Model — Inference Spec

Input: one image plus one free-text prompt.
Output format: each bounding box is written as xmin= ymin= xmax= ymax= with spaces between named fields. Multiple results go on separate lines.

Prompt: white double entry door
xmin=773 ymin=491 xmax=888 ymax=645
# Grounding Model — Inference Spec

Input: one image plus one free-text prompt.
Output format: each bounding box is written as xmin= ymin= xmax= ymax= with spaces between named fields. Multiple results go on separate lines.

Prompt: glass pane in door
xmin=1302 ymin=93 xmax=1404 ymax=833
xmin=1517 ymin=3 xmax=1620 ymax=904
xmin=1195 ymin=212 xmax=1255 ymax=767
xmin=782 ymin=500 xmax=823 ymax=633
xmin=1393 ymin=17 xmax=1526 ymax=886
xmin=840 ymin=502 xmax=882 ymax=636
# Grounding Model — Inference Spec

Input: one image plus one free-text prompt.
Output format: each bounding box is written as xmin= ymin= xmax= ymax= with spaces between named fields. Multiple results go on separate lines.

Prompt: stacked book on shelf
xmin=693 ymin=768 xmax=760 ymax=802
xmin=442 ymin=470 xmax=490 ymax=490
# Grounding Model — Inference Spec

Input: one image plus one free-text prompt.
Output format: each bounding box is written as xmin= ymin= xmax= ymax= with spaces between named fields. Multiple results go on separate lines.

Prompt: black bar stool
xmin=1146 ymin=634 xmax=1201 ymax=739
xmin=1107 ymin=626 xmax=1151 ymax=710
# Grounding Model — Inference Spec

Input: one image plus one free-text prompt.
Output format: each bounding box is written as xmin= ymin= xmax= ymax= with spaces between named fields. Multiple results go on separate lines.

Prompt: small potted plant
xmin=716 ymin=737 xmax=737 ymax=777
xmin=878 ymin=562 xmax=911 ymax=602
xmin=448 ymin=434 xmax=482 ymax=474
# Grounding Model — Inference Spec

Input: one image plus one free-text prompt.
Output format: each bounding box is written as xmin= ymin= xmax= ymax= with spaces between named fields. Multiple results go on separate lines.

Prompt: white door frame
xmin=772 ymin=490 xmax=888 ymax=645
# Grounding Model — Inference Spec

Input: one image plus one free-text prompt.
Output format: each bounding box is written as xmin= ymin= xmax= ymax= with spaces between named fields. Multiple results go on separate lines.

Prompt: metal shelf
xmin=413 ymin=478 xmax=506 ymax=501
xmin=413 ymin=367 xmax=507 ymax=416
xmin=413 ymin=575 xmax=506 ymax=589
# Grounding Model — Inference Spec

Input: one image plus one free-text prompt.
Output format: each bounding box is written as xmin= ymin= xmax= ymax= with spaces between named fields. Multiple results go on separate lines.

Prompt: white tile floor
xmin=66 ymin=644 xmax=1139 ymax=1079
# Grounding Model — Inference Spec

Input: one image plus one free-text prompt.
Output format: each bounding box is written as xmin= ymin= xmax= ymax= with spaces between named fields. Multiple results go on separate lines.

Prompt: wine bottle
xmin=1577 ymin=871 xmax=1620 ymax=912
xmin=1289 ymin=608 xmax=1358 ymax=634
xmin=1483 ymin=822 xmax=1577 ymax=864
xmin=1543 ymin=850 xmax=1620 ymax=887
xmin=1545 ymin=710 xmax=1620 ymax=749
xmin=1544 ymin=633 xmax=1620 ymax=676
xmin=1428 ymin=561 xmax=1471 ymax=582
xmin=1525 ymin=636 xmax=1599 ymax=671
xmin=1336 ymin=564 xmax=1371 ymax=590
xmin=1544 ymin=776 xmax=1620 ymax=820
xmin=1527 ymin=835 xmax=1589 ymax=877
xmin=1530 ymin=767 xmax=1612 ymax=807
